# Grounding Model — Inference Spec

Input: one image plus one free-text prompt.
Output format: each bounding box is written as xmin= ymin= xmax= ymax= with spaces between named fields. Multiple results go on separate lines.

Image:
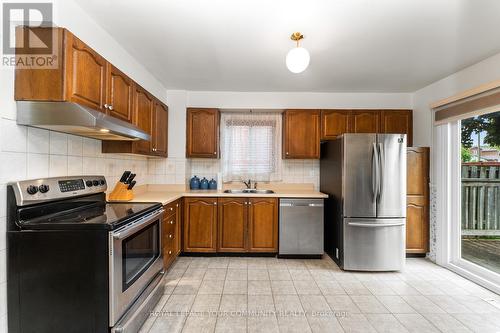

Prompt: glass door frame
xmin=435 ymin=119 xmax=500 ymax=294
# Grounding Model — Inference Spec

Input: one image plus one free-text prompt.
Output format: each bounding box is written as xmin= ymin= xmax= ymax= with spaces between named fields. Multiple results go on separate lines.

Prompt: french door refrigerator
xmin=321 ymin=133 xmax=406 ymax=271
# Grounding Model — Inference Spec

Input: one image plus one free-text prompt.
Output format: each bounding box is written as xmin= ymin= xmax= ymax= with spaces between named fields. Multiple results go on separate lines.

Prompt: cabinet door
xmin=162 ymin=209 xmax=177 ymax=269
xmin=248 ymin=198 xmax=278 ymax=252
xmin=380 ymin=110 xmax=413 ymax=146
xmin=350 ymin=110 xmax=380 ymax=133
xmin=153 ymin=101 xmax=168 ymax=156
xmin=107 ymin=64 xmax=134 ymax=123
xmin=321 ymin=110 xmax=350 ymax=140
xmin=283 ymin=110 xmax=320 ymax=159
xmin=65 ymin=33 xmax=107 ymax=112
xmin=186 ymin=108 xmax=219 ymax=158
xmin=218 ymin=198 xmax=247 ymax=252
xmin=133 ymin=86 xmax=153 ymax=154
xmin=183 ymin=198 xmax=217 ymax=252
xmin=406 ymin=147 xmax=429 ymax=254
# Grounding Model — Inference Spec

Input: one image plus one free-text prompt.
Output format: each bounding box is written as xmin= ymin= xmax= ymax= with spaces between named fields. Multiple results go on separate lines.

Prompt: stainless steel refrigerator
xmin=321 ymin=133 xmax=406 ymax=271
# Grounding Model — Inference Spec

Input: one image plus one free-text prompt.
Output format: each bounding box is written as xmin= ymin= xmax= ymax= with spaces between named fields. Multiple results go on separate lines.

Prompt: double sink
xmin=223 ymin=189 xmax=275 ymax=194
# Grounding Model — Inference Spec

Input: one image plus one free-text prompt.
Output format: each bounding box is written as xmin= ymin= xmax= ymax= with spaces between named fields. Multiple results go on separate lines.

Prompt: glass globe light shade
xmin=286 ymin=47 xmax=310 ymax=73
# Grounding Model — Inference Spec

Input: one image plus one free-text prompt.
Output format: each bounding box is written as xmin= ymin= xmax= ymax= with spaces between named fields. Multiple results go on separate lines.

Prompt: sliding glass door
xmin=460 ymin=111 xmax=500 ymax=274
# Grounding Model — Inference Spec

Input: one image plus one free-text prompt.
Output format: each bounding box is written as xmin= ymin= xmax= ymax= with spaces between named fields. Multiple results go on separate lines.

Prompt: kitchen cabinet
xmin=14 ymin=27 xmax=169 ymax=157
xmin=163 ymin=200 xmax=181 ymax=269
xmin=350 ymin=110 xmax=380 ymax=133
xmin=107 ymin=64 xmax=134 ymax=123
xmin=102 ymin=94 xmax=169 ymax=157
xmin=186 ymin=108 xmax=220 ymax=158
xmin=321 ymin=110 xmax=350 ymax=140
xmin=406 ymin=147 xmax=429 ymax=254
xmin=283 ymin=109 xmax=321 ymax=159
xmin=217 ymin=198 xmax=247 ymax=252
xmin=183 ymin=197 xmax=218 ymax=252
xmin=381 ymin=110 xmax=413 ymax=146
xmin=248 ymin=198 xmax=278 ymax=252
xmin=152 ymin=100 xmax=168 ymax=156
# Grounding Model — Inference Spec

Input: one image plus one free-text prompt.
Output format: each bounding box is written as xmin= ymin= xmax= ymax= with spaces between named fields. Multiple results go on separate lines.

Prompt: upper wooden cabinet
xmin=283 ymin=110 xmax=321 ymax=159
xmin=321 ymin=110 xmax=350 ymax=140
xmin=107 ymin=64 xmax=134 ymax=123
xmin=406 ymin=147 xmax=430 ymax=254
xmin=319 ymin=109 xmax=413 ymax=146
xmin=183 ymin=198 xmax=218 ymax=253
xmin=65 ymin=33 xmax=108 ymax=112
xmin=186 ymin=108 xmax=220 ymax=158
xmin=153 ymin=101 xmax=168 ymax=156
xmin=380 ymin=110 xmax=413 ymax=146
xmin=350 ymin=110 xmax=380 ymax=133
xmin=15 ymin=27 xmax=169 ymax=157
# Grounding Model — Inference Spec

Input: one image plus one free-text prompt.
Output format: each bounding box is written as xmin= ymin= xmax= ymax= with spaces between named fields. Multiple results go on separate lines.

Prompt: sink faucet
xmin=243 ymin=179 xmax=257 ymax=189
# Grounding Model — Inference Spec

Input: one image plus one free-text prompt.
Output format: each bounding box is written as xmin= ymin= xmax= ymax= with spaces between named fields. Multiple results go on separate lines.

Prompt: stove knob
xmin=92 ymin=180 xmax=99 ymax=186
xmin=86 ymin=180 xmax=93 ymax=187
xmin=99 ymin=179 xmax=106 ymax=186
xmin=27 ymin=185 xmax=38 ymax=195
xmin=38 ymin=184 xmax=49 ymax=193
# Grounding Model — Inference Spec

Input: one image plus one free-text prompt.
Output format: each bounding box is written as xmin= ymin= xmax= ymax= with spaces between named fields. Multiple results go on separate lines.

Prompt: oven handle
xmin=112 ymin=208 xmax=164 ymax=240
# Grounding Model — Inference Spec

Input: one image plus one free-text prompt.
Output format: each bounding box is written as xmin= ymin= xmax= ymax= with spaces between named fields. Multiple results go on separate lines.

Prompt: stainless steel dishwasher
xmin=279 ymin=198 xmax=324 ymax=257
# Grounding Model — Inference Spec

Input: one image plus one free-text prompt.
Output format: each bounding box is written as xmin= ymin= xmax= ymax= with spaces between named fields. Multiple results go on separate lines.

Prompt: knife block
xmin=108 ymin=182 xmax=134 ymax=201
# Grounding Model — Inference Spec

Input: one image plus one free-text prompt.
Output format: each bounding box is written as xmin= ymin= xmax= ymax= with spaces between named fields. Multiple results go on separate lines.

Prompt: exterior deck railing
xmin=461 ymin=162 xmax=500 ymax=236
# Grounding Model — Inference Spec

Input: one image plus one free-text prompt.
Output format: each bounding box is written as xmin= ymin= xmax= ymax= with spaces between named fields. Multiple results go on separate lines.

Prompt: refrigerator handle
xmin=372 ymin=143 xmax=379 ymax=200
xmin=377 ymin=142 xmax=384 ymax=201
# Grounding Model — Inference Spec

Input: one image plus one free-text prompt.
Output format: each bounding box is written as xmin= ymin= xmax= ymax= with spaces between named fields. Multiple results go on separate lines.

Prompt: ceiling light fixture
xmin=286 ymin=32 xmax=310 ymax=74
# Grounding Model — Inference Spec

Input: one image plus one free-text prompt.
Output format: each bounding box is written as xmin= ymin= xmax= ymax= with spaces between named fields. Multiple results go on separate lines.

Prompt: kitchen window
xmin=220 ymin=112 xmax=282 ymax=182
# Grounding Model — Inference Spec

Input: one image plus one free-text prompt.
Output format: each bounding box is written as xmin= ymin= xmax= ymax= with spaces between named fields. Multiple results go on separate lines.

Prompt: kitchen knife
xmin=120 ymin=171 xmax=131 ymax=183
xmin=125 ymin=173 xmax=136 ymax=184
xmin=127 ymin=181 xmax=136 ymax=190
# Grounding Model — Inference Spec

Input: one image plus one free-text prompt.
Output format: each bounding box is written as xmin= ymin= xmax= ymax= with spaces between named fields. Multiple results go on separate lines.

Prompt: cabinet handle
xmin=169 ymin=207 xmax=173 ymax=211
xmin=104 ymin=103 xmax=109 ymax=109
xmin=176 ymin=203 xmax=179 ymax=207
xmin=286 ymin=152 xmax=289 ymax=155
xmin=108 ymin=105 xmax=113 ymax=110
xmin=169 ymin=220 xmax=174 ymax=225
xmin=213 ymin=202 xmax=217 ymax=205
xmin=169 ymin=234 xmax=173 ymax=238
xmin=213 ymin=152 xmax=217 ymax=155
xmin=168 ymin=250 xmax=172 ymax=255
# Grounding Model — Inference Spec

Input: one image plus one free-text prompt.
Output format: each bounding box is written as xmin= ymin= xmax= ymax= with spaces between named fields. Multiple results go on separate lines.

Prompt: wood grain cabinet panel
xmin=132 ymin=87 xmax=154 ymax=154
xmin=107 ymin=64 xmax=134 ymax=123
xmin=186 ymin=108 xmax=220 ymax=158
xmin=248 ymin=198 xmax=278 ymax=252
xmin=283 ymin=109 xmax=320 ymax=159
xmin=163 ymin=200 xmax=181 ymax=269
xmin=152 ymin=101 xmax=168 ymax=156
xmin=350 ymin=110 xmax=380 ymax=133
xmin=218 ymin=198 xmax=247 ymax=252
xmin=66 ymin=33 xmax=108 ymax=112
xmin=406 ymin=147 xmax=430 ymax=254
xmin=183 ymin=198 xmax=217 ymax=252
xmin=321 ymin=110 xmax=350 ymax=140
xmin=381 ymin=110 xmax=413 ymax=146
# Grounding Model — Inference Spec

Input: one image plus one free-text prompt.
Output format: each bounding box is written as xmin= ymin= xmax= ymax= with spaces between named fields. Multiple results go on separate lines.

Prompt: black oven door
xmin=110 ymin=209 xmax=164 ymax=325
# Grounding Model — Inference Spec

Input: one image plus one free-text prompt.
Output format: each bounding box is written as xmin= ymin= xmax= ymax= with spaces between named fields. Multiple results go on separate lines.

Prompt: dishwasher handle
xmin=280 ymin=203 xmax=324 ymax=207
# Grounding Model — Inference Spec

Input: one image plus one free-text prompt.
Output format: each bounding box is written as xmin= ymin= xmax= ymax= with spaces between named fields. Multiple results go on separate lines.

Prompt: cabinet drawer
xmin=164 ymin=201 xmax=178 ymax=217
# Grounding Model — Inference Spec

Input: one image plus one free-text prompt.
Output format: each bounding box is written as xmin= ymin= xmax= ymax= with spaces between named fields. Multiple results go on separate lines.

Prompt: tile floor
xmin=139 ymin=256 xmax=500 ymax=333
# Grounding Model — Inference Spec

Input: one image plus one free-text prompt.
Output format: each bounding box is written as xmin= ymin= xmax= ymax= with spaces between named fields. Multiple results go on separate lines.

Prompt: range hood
xmin=16 ymin=101 xmax=150 ymax=141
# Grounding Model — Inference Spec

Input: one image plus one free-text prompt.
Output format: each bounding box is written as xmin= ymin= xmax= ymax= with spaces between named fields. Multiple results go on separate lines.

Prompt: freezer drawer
xmin=279 ymin=199 xmax=324 ymax=255
xmin=343 ymin=218 xmax=405 ymax=271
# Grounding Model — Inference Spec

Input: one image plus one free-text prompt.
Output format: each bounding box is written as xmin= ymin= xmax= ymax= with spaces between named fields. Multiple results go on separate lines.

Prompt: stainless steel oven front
xmin=109 ymin=208 xmax=164 ymax=325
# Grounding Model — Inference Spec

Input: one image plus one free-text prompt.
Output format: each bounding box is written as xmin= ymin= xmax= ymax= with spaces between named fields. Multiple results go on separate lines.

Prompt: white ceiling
xmin=75 ymin=0 xmax=500 ymax=92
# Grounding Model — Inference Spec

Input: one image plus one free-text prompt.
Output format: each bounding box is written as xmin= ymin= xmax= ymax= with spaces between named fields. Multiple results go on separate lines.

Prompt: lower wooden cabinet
xmin=182 ymin=197 xmax=278 ymax=253
xmin=183 ymin=197 xmax=218 ymax=252
xmin=406 ymin=147 xmax=430 ymax=254
xmin=162 ymin=200 xmax=181 ymax=269
xmin=248 ymin=198 xmax=279 ymax=252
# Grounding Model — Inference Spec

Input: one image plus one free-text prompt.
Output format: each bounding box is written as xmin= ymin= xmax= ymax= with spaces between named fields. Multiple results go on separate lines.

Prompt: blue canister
xmin=200 ymin=177 xmax=209 ymax=190
xmin=209 ymin=178 xmax=217 ymax=190
xmin=190 ymin=175 xmax=200 ymax=190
